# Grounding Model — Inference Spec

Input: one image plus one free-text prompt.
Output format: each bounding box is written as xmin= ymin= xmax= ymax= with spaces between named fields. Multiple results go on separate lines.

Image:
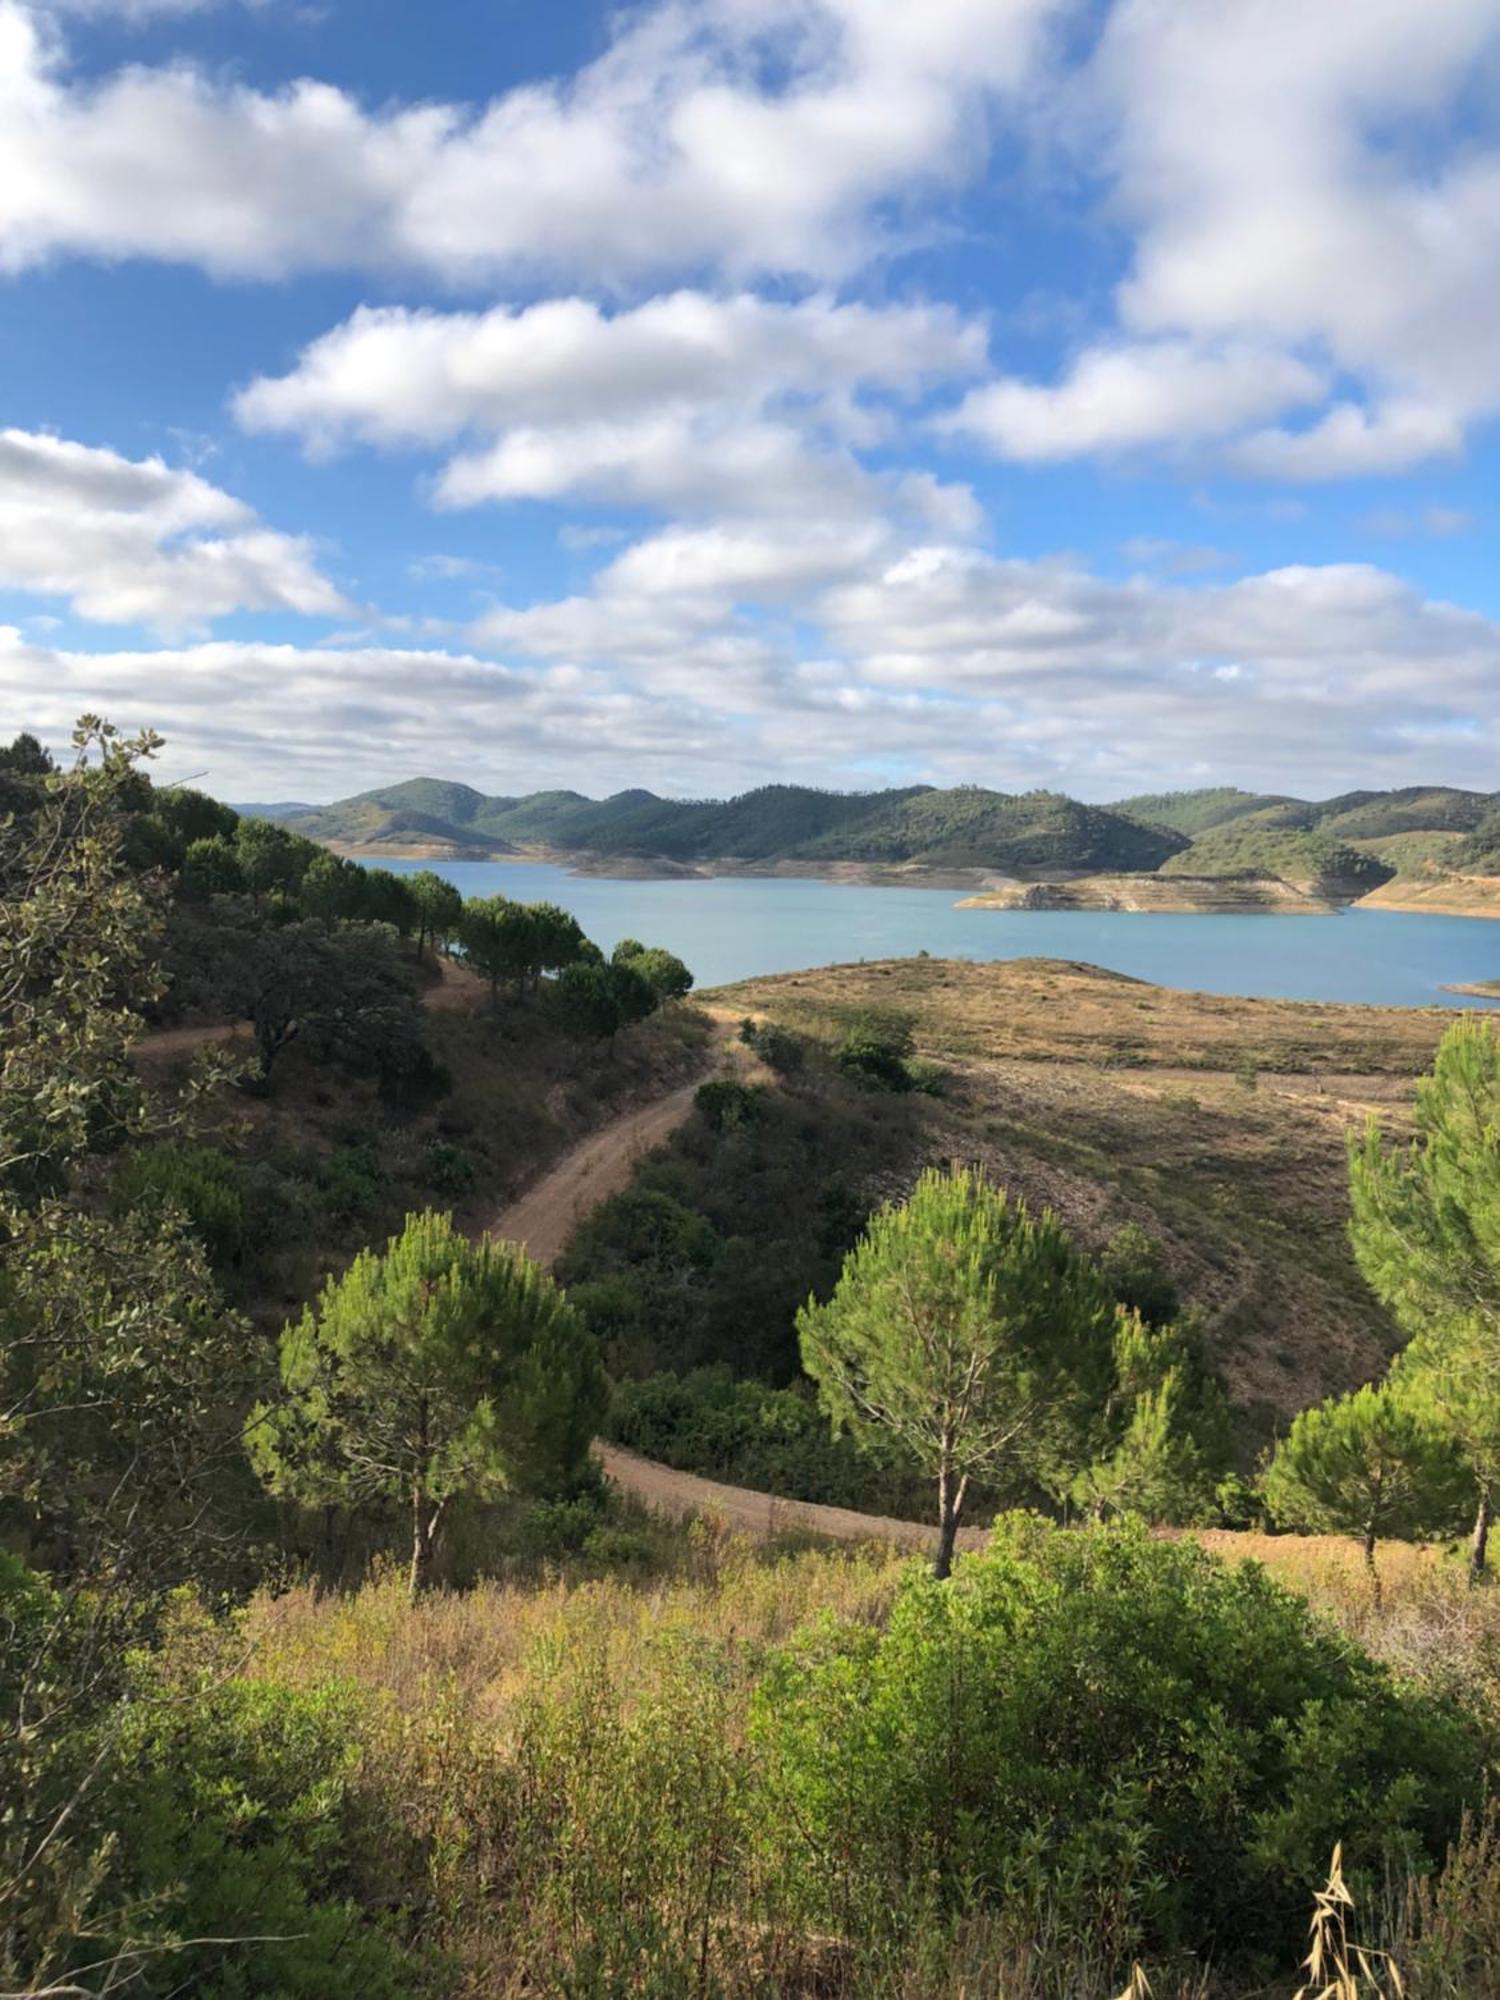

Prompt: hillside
xmin=707 ymin=956 xmax=1455 ymax=1424
xmin=1159 ymin=824 xmax=1395 ymax=896
xmin=1110 ymin=786 xmax=1295 ymax=835
xmin=283 ymin=779 xmax=1182 ymax=872
xmin=277 ymin=775 xmax=1500 ymax=908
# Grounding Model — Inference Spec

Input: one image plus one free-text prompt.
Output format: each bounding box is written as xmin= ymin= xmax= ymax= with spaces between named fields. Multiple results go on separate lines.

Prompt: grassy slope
xmin=711 ymin=956 xmax=1460 ymax=1432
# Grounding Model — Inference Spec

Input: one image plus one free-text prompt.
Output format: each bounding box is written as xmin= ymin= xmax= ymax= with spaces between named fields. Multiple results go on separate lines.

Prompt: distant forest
xmin=269 ymin=776 xmax=1500 ymax=890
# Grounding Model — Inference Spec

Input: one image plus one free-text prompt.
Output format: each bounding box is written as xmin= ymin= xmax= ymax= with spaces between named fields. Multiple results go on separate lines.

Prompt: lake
xmin=381 ymin=858 xmax=1500 ymax=1008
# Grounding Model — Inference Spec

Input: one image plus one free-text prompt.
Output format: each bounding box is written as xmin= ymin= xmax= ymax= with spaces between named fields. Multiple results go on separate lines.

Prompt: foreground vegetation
xmin=6 ymin=721 xmax=1500 ymax=1997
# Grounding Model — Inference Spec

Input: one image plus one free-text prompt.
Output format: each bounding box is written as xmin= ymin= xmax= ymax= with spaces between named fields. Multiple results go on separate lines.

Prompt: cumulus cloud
xmin=11 ymin=539 xmax=1500 ymax=800
xmin=0 ymin=0 xmax=1062 ymax=282
xmin=1087 ymin=0 xmax=1500 ymax=466
xmin=942 ymin=341 xmax=1325 ymax=461
xmin=1224 ymin=402 xmax=1465 ymax=482
xmin=0 ymin=427 xmax=346 ymax=633
xmin=236 ymin=290 xmax=984 ymax=523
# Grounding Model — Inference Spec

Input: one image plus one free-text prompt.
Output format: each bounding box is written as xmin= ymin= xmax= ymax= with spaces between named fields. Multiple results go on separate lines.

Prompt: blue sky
xmin=2 ymin=0 xmax=1498 ymax=803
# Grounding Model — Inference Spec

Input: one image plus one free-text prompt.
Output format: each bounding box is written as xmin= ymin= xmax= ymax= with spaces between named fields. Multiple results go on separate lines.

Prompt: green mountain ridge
xmin=275 ymin=778 xmax=1500 ymax=884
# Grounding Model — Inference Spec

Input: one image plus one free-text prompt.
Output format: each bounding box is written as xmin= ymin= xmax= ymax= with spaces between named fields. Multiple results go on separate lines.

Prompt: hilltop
xmin=281 ymin=778 xmax=1187 ymax=875
xmin=272 ymin=775 xmax=1500 ymax=912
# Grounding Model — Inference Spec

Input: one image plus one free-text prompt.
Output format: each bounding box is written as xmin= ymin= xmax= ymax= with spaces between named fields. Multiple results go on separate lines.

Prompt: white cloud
xmin=11 ymin=541 xmax=1500 ymax=801
xmin=0 ymin=0 xmax=1063 ymax=282
xmin=1225 ymin=401 xmax=1465 ymax=482
xmin=1087 ymin=0 xmax=1500 ymax=466
xmin=0 ymin=427 xmax=346 ymax=633
xmin=943 ymin=341 xmax=1325 ymax=460
xmin=236 ymin=290 xmax=985 ymax=520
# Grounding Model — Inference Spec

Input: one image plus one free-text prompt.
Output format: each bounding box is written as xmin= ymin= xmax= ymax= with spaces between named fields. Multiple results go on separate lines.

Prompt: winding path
xmin=485 ymin=1038 xmax=966 ymax=1557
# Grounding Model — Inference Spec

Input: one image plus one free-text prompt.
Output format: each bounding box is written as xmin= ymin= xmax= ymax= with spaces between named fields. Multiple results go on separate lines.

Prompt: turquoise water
xmin=381 ymin=859 xmax=1500 ymax=1007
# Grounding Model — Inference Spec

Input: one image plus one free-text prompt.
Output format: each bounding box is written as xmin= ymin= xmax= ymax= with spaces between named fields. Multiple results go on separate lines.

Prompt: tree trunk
xmin=1468 ymin=1485 xmax=1492 ymax=1589
xmin=934 ymin=1457 xmax=966 ymax=1581
xmin=409 ymin=1487 xmax=442 ymax=1599
xmin=1363 ymin=1518 xmax=1382 ymax=1612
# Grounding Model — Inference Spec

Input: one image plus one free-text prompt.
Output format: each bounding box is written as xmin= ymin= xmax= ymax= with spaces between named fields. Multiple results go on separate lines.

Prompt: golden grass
xmin=711 ymin=957 xmax=1457 ymax=1075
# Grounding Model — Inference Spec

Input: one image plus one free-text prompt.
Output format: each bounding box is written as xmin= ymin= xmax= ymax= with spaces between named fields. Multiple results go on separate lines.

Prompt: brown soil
xmin=479 ymin=1010 xmax=760 ymax=1264
xmin=1359 ymin=873 xmax=1500 ymax=918
xmin=594 ymin=1442 xmax=979 ymax=1556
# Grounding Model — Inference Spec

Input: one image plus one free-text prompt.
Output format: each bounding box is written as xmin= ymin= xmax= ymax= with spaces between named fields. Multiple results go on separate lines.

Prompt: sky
xmin=2 ymin=0 xmax=1499 ymax=805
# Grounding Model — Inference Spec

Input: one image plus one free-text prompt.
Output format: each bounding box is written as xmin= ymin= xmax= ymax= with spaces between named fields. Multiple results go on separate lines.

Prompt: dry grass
xmin=711 ymin=958 xmax=1456 ymax=1075
xmin=221 ymin=1529 xmax=1500 ymax=1999
xmin=709 ymin=959 xmax=1463 ymax=1421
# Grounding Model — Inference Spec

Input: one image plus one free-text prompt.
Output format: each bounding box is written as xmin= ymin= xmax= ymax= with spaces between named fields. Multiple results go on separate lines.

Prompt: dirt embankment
xmin=1358 ymin=874 xmax=1500 ymax=919
xmin=958 ymin=872 xmax=1331 ymax=914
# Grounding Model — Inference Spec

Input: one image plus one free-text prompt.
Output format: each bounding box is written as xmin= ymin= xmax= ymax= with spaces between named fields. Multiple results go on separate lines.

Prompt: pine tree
xmin=797 ymin=1167 xmax=1116 ymax=1577
xmin=1261 ymin=1381 xmax=1469 ymax=1603
xmin=249 ymin=1209 xmax=607 ymax=1594
xmin=1349 ymin=1018 xmax=1500 ymax=1581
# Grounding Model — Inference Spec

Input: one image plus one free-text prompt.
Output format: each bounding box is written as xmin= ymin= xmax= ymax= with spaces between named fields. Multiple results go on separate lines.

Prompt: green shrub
xmin=316 ymin=1144 xmax=383 ymax=1220
xmin=113 ymin=1142 xmax=248 ymax=1268
xmin=694 ymin=1078 xmax=765 ymax=1132
xmin=835 ymin=1020 xmax=916 ymax=1092
xmin=90 ymin=1674 xmax=415 ymax=1998
xmin=751 ymin=1518 xmax=1481 ymax=1962
xmin=423 ymin=1139 xmax=477 ymax=1195
xmin=4 ymin=1622 xmax=417 ymax=2000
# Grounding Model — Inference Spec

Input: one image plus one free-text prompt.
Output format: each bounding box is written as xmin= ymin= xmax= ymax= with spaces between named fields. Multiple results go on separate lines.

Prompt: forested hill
xmin=280 ymin=779 xmax=1189 ymax=873
xmin=276 ymin=776 xmax=1500 ymax=884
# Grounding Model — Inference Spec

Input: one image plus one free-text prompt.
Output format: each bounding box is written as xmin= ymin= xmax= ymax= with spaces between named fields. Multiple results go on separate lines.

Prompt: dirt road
xmin=593 ymin=1442 xmax=978 ymax=1556
xmin=483 ymin=1036 xmax=968 ymax=1557
xmin=484 ymin=1074 xmax=711 ymax=1268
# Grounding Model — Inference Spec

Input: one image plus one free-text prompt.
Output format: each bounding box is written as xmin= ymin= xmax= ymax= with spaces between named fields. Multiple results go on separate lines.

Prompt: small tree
xmin=1100 ymin=1223 xmax=1181 ymax=1328
xmin=1261 ymin=1382 xmax=1469 ymax=1601
xmin=361 ymin=867 xmax=419 ymax=940
xmin=614 ymin=939 xmax=693 ymax=1001
xmin=179 ymin=833 xmax=244 ymax=898
xmin=249 ymin=1209 xmax=606 ymax=1594
xmin=555 ymin=958 xmax=657 ymax=1051
xmin=797 ymin=1167 xmax=1117 ymax=1577
xmin=460 ymin=896 xmax=537 ymax=1002
xmin=1074 ymin=1310 xmax=1228 ymax=1525
xmin=409 ymin=870 xmax=464 ymax=960
xmin=300 ymin=850 xmax=365 ymax=925
xmin=1349 ymin=1019 xmax=1500 ymax=1581
xmin=234 ymin=817 xmax=306 ymax=904
xmin=528 ymin=902 xmax=591 ymax=985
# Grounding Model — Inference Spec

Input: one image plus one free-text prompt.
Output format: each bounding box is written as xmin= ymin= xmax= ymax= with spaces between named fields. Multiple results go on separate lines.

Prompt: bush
xmin=751 ymin=1518 xmax=1481 ymax=1963
xmin=740 ymin=1019 xmax=807 ymax=1075
xmin=694 ymin=1078 xmax=765 ymax=1132
xmin=317 ymin=1144 xmax=383 ymax=1220
xmin=113 ymin=1142 xmax=248 ymax=1268
xmin=88 ymin=1674 xmax=415 ymax=1998
xmin=835 ymin=1020 xmax=916 ymax=1092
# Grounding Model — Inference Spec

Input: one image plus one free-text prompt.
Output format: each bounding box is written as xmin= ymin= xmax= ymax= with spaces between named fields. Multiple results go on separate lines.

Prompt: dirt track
xmin=483 ymin=1036 xmax=971 ymax=1556
xmin=484 ymin=1074 xmax=712 ymax=1268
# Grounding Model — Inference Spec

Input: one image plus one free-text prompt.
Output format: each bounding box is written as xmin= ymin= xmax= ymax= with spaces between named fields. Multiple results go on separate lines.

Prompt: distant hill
xmin=228 ymin=801 xmax=315 ymax=821
xmin=1110 ymin=788 xmax=1295 ymax=837
xmin=1159 ymin=826 xmax=1394 ymax=897
xmin=282 ymin=780 xmax=1182 ymax=873
xmin=274 ymin=775 xmax=1500 ymax=895
xmin=795 ymin=788 xmax=1185 ymax=872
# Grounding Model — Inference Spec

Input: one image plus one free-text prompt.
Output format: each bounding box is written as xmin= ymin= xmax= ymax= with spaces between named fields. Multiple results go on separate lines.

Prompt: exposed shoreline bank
xmin=323 ymin=838 xmax=1500 ymax=919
